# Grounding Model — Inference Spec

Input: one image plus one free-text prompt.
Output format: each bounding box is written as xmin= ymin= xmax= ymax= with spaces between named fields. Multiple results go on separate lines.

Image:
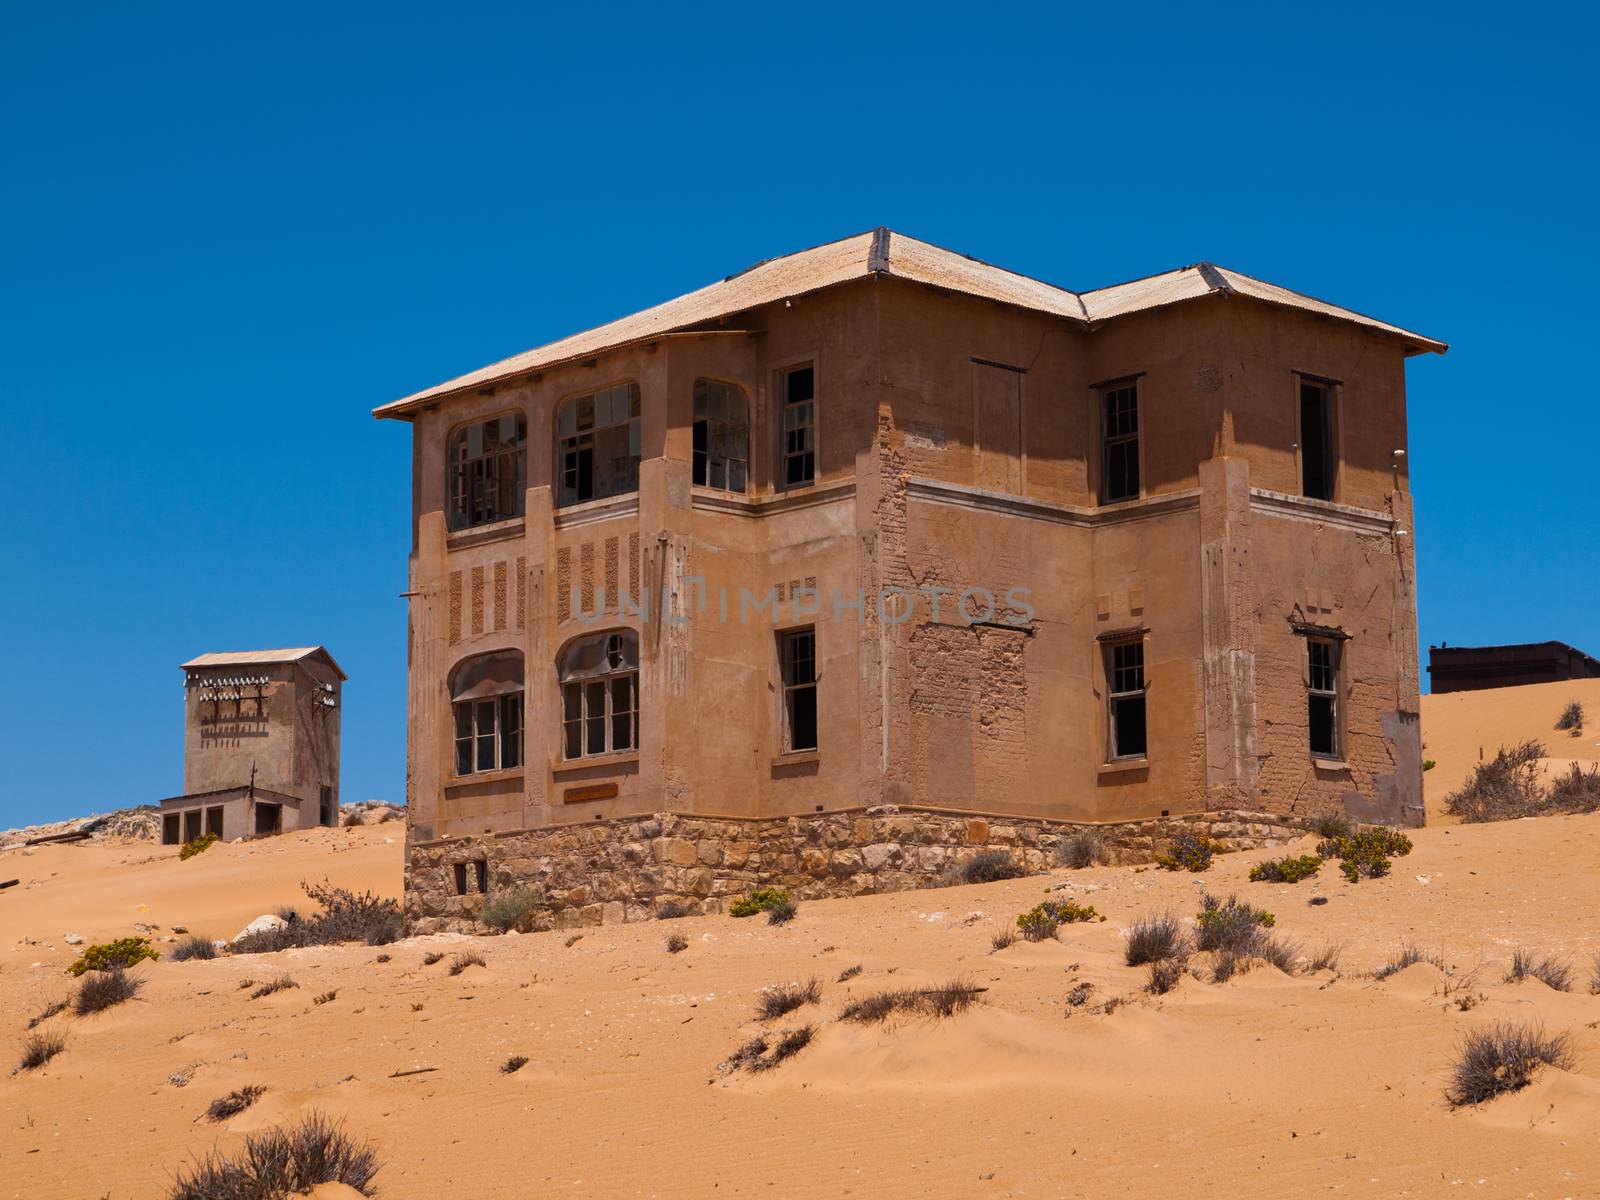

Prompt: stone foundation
xmin=405 ymin=805 xmax=1313 ymax=933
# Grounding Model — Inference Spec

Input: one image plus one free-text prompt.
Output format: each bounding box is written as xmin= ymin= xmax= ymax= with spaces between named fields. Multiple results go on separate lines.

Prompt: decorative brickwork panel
xmin=448 ymin=571 xmax=463 ymax=645
xmin=470 ymin=565 xmax=486 ymax=637
xmin=493 ymin=560 xmax=508 ymax=631
xmin=557 ymin=548 xmax=572 ymax=621
xmin=516 ymin=556 xmax=527 ymax=629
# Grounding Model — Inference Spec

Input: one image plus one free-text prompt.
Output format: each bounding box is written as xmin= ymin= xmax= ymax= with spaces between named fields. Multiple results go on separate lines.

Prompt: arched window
xmin=557 ymin=629 xmax=638 ymax=759
xmin=450 ymin=651 xmax=523 ymax=775
xmin=448 ymin=414 xmax=527 ymax=530
xmin=693 ymin=379 xmax=749 ymax=492
xmin=556 ymin=382 xmax=640 ymax=508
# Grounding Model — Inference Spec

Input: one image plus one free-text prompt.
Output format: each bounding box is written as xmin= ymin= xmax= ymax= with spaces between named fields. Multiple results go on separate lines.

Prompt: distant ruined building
xmin=159 ymin=647 xmax=344 ymax=844
xmin=376 ymin=229 xmax=1444 ymax=930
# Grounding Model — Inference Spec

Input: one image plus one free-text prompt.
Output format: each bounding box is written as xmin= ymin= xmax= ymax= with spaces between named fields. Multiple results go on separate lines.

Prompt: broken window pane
xmin=692 ymin=378 xmax=749 ymax=494
xmin=449 ymin=414 xmax=527 ymax=529
xmin=557 ymin=383 xmax=641 ymax=508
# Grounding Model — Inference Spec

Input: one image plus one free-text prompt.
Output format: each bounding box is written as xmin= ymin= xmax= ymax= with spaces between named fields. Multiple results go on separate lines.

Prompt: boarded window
xmin=1300 ymin=379 xmax=1336 ymax=501
xmin=1307 ymin=637 xmax=1341 ymax=758
xmin=693 ymin=379 xmax=749 ymax=492
xmin=779 ymin=628 xmax=818 ymax=752
xmin=556 ymin=382 xmax=641 ymax=507
xmin=975 ymin=361 xmax=1022 ymax=494
xmin=450 ymin=652 xmax=524 ymax=776
xmin=449 ymin=414 xmax=527 ymax=529
xmin=558 ymin=630 xmax=639 ymax=759
xmin=1101 ymin=382 xmax=1140 ymax=503
xmin=1105 ymin=639 xmax=1147 ymax=759
xmin=780 ymin=365 xmax=815 ymax=488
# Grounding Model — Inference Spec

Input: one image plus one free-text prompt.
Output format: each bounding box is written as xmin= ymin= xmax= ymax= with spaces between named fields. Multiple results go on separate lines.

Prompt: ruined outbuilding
xmin=376 ymin=229 xmax=1444 ymax=928
xmin=159 ymin=647 xmax=344 ymax=844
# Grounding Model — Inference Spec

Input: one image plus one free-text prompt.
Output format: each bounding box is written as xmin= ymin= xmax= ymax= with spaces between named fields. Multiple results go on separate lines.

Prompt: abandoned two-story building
xmin=376 ymin=229 xmax=1444 ymax=928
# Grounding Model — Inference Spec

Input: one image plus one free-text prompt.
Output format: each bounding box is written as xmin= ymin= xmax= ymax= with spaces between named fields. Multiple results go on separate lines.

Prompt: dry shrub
xmin=422 ymin=951 xmax=444 ymax=966
xmin=234 ymin=880 xmax=403 ymax=954
xmin=1590 ymin=953 xmax=1600 ymax=996
xmin=17 ymin=1030 xmax=65 ymax=1072
xmin=447 ymin=951 xmax=486 ymax=976
xmin=1065 ymin=981 xmax=1094 ymax=1008
xmin=765 ymin=898 xmax=799 ymax=926
xmin=1311 ymin=812 xmax=1354 ymax=840
xmin=1446 ymin=1022 xmax=1575 ymax=1107
xmin=656 ymin=899 xmax=697 ymax=919
xmin=836 ymin=964 xmax=863 ymax=982
xmin=756 ymin=977 xmax=821 ymax=1021
xmin=720 ymin=1025 xmax=815 ymax=1074
xmin=168 ymin=1113 xmax=380 ymax=1199
xmin=250 ymin=976 xmax=297 ymax=999
xmin=1444 ymin=740 xmax=1600 ymax=822
xmin=500 ymin=1055 xmax=529 ymax=1075
xmin=1505 ymin=947 xmax=1573 ymax=991
xmin=1555 ymin=699 xmax=1584 ymax=732
xmin=665 ymin=933 xmax=688 ymax=954
xmin=941 ymin=850 xmax=1027 ymax=886
xmin=204 ymin=1085 xmax=266 ymax=1122
xmin=27 ymin=998 xmax=67 ymax=1030
xmin=313 ymin=990 xmax=338 ymax=1006
xmin=991 ymin=927 xmax=1017 ymax=952
xmin=1308 ymin=942 xmax=1345 ymax=973
xmin=838 ymin=978 xmax=980 ymax=1024
xmin=1373 ymin=942 xmax=1445 ymax=981
xmin=170 ymin=935 xmax=218 ymax=963
xmin=74 ymin=968 xmax=143 ymax=1015
xmin=1125 ymin=912 xmax=1187 ymax=966
xmin=1056 ymin=832 xmax=1103 ymax=869
xmin=481 ymin=886 xmax=548 ymax=934
xmin=1146 ymin=958 xmax=1183 ymax=995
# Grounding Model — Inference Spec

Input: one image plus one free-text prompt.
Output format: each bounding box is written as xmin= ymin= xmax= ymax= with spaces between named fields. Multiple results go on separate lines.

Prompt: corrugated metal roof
xmin=181 ymin=646 xmax=347 ymax=679
xmin=376 ymin=230 xmax=1445 ymax=417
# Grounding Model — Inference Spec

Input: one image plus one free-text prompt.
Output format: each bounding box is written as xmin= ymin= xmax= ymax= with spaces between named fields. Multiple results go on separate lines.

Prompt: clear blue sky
xmin=3 ymin=4 xmax=1595 ymax=826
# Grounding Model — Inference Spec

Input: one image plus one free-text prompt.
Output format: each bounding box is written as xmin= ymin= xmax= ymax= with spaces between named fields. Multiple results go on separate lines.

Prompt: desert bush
xmin=74 ymin=967 xmax=143 ymax=1015
xmin=1548 ymin=762 xmax=1600 ymax=811
xmin=1125 ymin=912 xmax=1187 ymax=965
xmin=313 ymin=990 xmax=338 ymax=1005
xmin=757 ymin=1025 xmax=814 ymax=1070
xmin=1310 ymin=812 xmax=1354 ymax=841
xmin=1422 ymin=759 xmax=1437 ymax=771
xmin=1555 ymin=699 xmax=1584 ymax=732
xmin=838 ymin=978 xmax=980 ymax=1023
xmin=941 ymin=850 xmax=1027 ymax=886
xmin=1505 ymin=947 xmax=1573 ymax=991
xmin=729 ymin=887 xmax=790 ymax=918
xmin=1443 ymin=740 xmax=1553 ymax=823
xmin=1248 ymin=854 xmax=1322 ymax=884
xmin=665 ymin=933 xmax=688 ymax=954
xmin=1256 ymin=935 xmax=1302 ymax=974
xmin=204 ymin=1085 xmax=266 ymax=1122
xmin=168 ymin=1113 xmax=381 ymax=1199
xmin=170 ymin=934 xmax=217 ymax=962
xmin=1316 ymin=827 xmax=1413 ymax=882
xmin=1065 ymin=981 xmax=1095 ymax=1008
xmin=1308 ymin=942 xmax=1345 ymax=973
xmin=1056 ymin=832 xmax=1104 ymax=869
xmin=500 ymin=1055 xmax=529 ymax=1075
xmin=656 ymin=899 xmax=697 ymax=919
xmin=1155 ymin=831 xmax=1217 ymax=872
xmin=991 ymin=927 xmax=1017 ymax=952
xmin=234 ymin=880 xmax=403 ymax=953
xmin=1016 ymin=899 xmax=1102 ymax=942
xmin=766 ymin=897 xmax=799 ymax=926
xmin=17 ymin=1030 xmax=66 ymax=1072
xmin=1212 ymin=951 xmax=1249 ymax=983
xmin=179 ymin=832 xmax=218 ymax=861
xmin=481 ymin=886 xmax=548 ymax=934
xmin=756 ymin=977 xmax=821 ymax=1021
xmin=447 ymin=951 xmax=486 ymax=976
xmin=1308 ymin=895 xmax=1330 ymax=906
xmin=1146 ymin=958 xmax=1183 ymax=995
xmin=1446 ymin=1022 xmax=1575 ymax=1107
xmin=26 ymin=998 xmax=67 ymax=1030
xmin=1373 ymin=942 xmax=1445 ymax=981
xmin=836 ymin=964 xmax=862 ymax=982
xmin=422 ymin=951 xmax=444 ymax=966
xmin=251 ymin=976 xmax=298 ymax=999
xmin=67 ymin=936 xmax=159 ymax=976
xmin=1193 ymin=894 xmax=1275 ymax=954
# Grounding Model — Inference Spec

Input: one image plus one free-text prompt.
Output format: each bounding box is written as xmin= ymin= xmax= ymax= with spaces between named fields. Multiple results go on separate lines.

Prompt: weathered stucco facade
xmin=377 ymin=230 xmax=1443 ymax=928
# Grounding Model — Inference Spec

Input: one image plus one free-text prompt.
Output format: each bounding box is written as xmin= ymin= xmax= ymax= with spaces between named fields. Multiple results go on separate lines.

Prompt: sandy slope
xmin=1420 ymin=676 xmax=1600 ymax=821
xmin=3 ymin=814 xmax=1599 ymax=1199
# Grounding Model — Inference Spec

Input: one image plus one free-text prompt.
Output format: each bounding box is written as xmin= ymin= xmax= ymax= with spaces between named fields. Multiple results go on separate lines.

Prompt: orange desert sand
xmin=3 ymin=680 xmax=1599 ymax=1199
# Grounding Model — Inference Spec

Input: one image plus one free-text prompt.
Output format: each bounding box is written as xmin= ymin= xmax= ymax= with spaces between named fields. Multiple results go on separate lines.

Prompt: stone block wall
xmin=405 ymin=805 xmax=1311 ymax=933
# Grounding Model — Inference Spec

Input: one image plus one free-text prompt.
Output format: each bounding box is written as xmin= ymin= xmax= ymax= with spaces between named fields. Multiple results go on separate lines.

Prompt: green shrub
xmin=481 ymin=886 xmax=547 ymax=933
xmin=233 ymin=879 xmax=404 ymax=953
xmin=729 ymin=887 xmax=791 ymax=918
xmin=1015 ymin=899 xmax=1103 ymax=942
xmin=1248 ymin=854 xmax=1322 ymax=884
xmin=1317 ymin=827 xmax=1413 ymax=882
xmin=1422 ymin=759 xmax=1437 ymax=771
xmin=67 ymin=936 xmax=159 ymax=977
xmin=1194 ymin=893 xmax=1275 ymax=953
xmin=179 ymin=832 xmax=218 ymax=861
xmin=1155 ymin=832 xmax=1217 ymax=872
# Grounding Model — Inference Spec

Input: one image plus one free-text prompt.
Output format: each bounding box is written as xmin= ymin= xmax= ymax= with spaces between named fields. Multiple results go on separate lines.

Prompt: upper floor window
xmin=780 ymin=365 xmax=815 ymax=488
xmin=449 ymin=414 xmax=527 ymax=530
xmin=1299 ymin=378 xmax=1337 ymax=501
xmin=1306 ymin=636 xmax=1341 ymax=758
xmin=1104 ymin=637 xmax=1147 ymax=760
xmin=450 ymin=651 xmax=523 ymax=775
xmin=1100 ymin=381 xmax=1140 ymax=504
xmin=693 ymin=379 xmax=749 ymax=492
xmin=558 ymin=629 xmax=639 ymax=759
xmin=556 ymin=382 xmax=641 ymax=508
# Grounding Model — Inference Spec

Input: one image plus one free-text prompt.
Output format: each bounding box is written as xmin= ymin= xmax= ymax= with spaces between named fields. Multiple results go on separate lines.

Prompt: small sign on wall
xmin=564 ymin=782 xmax=619 ymax=805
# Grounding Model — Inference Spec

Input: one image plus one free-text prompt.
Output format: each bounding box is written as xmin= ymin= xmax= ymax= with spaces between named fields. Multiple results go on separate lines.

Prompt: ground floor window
xmin=779 ymin=627 xmax=818 ymax=752
xmin=558 ymin=630 xmax=640 ymax=759
xmin=1105 ymin=638 xmax=1147 ymax=760
xmin=1307 ymin=636 xmax=1342 ymax=758
xmin=449 ymin=652 xmax=525 ymax=776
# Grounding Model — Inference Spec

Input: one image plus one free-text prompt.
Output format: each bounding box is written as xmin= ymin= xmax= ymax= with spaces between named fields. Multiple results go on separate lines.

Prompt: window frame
xmin=557 ymin=629 xmax=640 ymax=761
xmin=777 ymin=626 xmax=819 ymax=753
xmin=1294 ymin=372 xmax=1341 ymax=503
xmin=453 ymin=691 xmax=524 ymax=776
xmin=692 ymin=377 xmax=750 ymax=493
xmin=1103 ymin=636 xmax=1148 ymax=762
xmin=447 ymin=411 xmax=528 ymax=531
xmin=554 ymin=380 xmax=642 ymax=509
xmin=1305 ymin=635 xmax=1343 ymax=760
xmin=777 ymin=362 xmax=817 ymax=491
xmin=1096 ymin=376 xmax=1143 ymax=505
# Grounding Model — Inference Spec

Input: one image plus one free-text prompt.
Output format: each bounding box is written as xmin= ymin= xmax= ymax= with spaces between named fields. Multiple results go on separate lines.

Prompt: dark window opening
xmin=253 ymin=802 xmax=281 ymax=837
xmin=1308 ymin=637 xmax=1340 ymax=758
xmin=693 ymin=378 xmax=749 ymax=492
xmin=448 ymin=414 xmax=527 ymax=530
xmin=1106 ymin=639 xmax=1147 ymax=759
xmin=780 ymin=365 xmax=815 ymax=488
xmin=1100 ymin=383 xmax=1140 ymax=503
xmin=558 ymin=630 xmax=639 ymax=759
xmin=1300 ymin=380 xmax=1335 ymax=501
xmin=319 ymin=785 xmax=334 ymax=827
xmin=453 ymin=862 xmax=468 ymax=895
xmin=205 ymin=806 xmax=224 ymax=838
xmin=779 ymin=628 xmax=818 ymax=752
xmin=183 ymin=809 xmax=203 ymax=843
xmin=557 ymin=382 xmax=640 ymax=507
xmin=474 ymin=859 xmax=488 ymax=894
xmin=163 ymin=813 xmax=181 ymax=845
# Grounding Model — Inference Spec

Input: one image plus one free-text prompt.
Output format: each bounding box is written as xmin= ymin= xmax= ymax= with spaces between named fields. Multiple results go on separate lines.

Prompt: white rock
xmin=232 ymin=914 xmax=288 ymax=943
xmin=64 ymin=933 xmax=84 ymax=945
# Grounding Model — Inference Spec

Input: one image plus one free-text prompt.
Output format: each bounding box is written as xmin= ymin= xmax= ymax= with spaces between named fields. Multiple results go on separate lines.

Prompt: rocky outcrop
xmin=405 ymin=805 xmax=1309 ymax=933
